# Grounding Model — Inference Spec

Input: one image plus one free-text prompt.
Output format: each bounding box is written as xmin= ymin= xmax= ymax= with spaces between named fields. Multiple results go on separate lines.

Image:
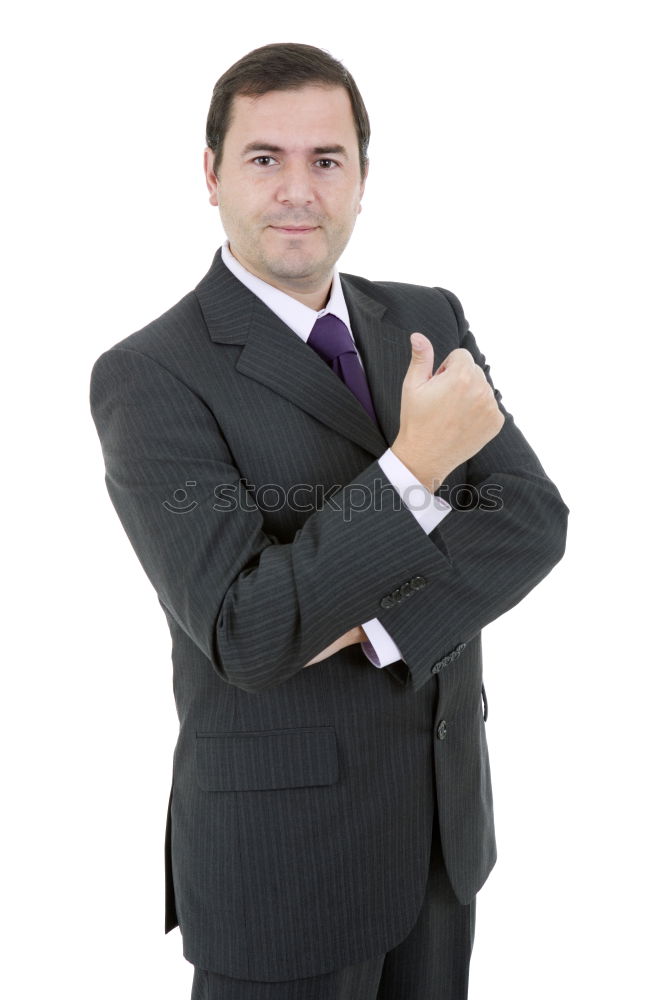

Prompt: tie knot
xmin=307 ymin=313 xmax=356 ymax=365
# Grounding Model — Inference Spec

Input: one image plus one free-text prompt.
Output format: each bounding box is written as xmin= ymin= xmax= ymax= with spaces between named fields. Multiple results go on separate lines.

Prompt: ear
xmin=203 ymin=148 xmax=220 ymax=207
xmin=358 ymin=158 xmax=369 ymax=212
xmin=361 ymin=158 xmax=369 ymax=191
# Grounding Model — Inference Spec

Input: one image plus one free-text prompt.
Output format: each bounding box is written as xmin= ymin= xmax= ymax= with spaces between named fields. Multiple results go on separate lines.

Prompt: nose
xmin=276 ymin=160 xmax=315 ymax=207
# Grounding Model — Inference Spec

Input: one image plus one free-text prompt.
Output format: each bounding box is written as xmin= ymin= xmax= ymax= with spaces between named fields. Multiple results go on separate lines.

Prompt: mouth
xmin=270 ymin=226 xmax=318 ymax=234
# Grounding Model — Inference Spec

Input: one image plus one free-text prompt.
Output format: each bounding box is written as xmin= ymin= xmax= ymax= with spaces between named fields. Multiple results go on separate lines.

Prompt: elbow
xmin=210 ymin=656 xmax=277 ymax=695
xmin=555 ymin=495 xmax=569 ymax=559
xmin=209 ymin=644 xmax=271 ymax=694
xmin=545 ymin=494 xmax=569 ymax=571
xmin=211 ymin=630 xmax=299 ymax=695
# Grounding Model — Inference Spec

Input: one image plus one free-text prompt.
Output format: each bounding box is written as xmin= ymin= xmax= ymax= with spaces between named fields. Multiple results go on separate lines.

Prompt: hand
xmin=304 ymin=626 xmax=367 ymax=667
xmin=391 ymin=333 xmax=505 ymax=492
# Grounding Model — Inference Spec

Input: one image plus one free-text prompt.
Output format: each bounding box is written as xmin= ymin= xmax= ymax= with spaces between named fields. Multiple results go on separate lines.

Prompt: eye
xmin=251 ymin=156 xmax=340 ymax=169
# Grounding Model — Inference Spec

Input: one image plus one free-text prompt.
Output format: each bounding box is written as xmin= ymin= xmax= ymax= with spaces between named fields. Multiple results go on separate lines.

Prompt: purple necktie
xmin=307 ymin=313 xmax=379 ymax=426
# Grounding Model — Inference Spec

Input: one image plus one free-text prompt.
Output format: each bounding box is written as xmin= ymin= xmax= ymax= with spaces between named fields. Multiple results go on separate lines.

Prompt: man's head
xmin=203 ymin=43 xmax=370 ymax=303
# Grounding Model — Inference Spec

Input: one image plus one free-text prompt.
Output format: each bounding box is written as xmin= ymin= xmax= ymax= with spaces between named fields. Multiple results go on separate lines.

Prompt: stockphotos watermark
xmin=162 ymin=478 xmax=503 ymax=522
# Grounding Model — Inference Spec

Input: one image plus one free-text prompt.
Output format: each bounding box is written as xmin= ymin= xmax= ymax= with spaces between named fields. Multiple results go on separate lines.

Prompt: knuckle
xmin=451 ymin=347 xmax=472 ymax=364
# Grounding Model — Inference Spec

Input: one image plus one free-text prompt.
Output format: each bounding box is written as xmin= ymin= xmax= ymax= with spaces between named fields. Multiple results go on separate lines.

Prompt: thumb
xmin=407 ymin=333 xmax=434 ymax=382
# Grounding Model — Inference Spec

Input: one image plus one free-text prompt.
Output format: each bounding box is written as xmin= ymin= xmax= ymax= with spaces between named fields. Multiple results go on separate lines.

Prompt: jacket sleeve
xmin=89 ymin=346 xmax=459 ymax=693
xmin=372 ymin=287 xmax=570 ymax=690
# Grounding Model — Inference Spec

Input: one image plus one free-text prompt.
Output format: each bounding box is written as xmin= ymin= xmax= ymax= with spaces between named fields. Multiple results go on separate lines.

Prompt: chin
xmin=271 ymin=259 xmax=320 ymax=279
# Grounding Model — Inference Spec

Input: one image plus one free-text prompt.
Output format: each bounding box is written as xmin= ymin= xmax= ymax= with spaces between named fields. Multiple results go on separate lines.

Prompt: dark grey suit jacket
xmin=89 ymin=247 xmax=568 ymax=981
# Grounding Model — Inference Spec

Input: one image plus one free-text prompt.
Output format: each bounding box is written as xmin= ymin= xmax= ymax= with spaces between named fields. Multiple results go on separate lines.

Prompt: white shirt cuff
xmin=360 ymin=617 xmax=404 ymax=668
xmin=378 ymin=448 xmax=451 ymax=533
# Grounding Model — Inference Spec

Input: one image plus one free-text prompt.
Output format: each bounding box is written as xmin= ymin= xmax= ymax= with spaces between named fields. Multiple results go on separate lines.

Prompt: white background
xmin=3 ymin=1 xmax=664 ymax=997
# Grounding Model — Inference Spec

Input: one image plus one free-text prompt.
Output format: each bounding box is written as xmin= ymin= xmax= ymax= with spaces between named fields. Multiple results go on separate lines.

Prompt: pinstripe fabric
xmin=89 ymin=247 xmax=568 ymax=982
xmin=189 ymin=806 xmax=475 ymax=998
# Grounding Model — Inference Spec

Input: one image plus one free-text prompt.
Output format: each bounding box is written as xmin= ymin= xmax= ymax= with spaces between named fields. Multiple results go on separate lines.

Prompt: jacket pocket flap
xmin=195 ymin=726 xmax=338 ymax=791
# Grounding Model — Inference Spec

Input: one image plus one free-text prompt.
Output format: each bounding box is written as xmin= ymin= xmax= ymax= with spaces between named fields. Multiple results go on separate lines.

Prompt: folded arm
xmin=89 ymin=348 xmax=457 ymax=693
xmin=369 ymin=287 xmax=569 ymax=687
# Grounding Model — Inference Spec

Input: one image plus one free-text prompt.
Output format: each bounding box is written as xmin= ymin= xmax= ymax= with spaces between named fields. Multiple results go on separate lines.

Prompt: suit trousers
xmin=189 ymin=802 xmax=476 ymax=1000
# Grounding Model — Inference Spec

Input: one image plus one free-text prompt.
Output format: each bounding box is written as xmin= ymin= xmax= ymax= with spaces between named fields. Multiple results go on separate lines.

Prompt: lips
xmin=271 ymin=226 xmax=317 ymax=232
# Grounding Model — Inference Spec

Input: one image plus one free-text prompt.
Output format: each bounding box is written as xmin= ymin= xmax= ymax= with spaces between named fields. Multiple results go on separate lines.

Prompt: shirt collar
xmin=220 ymin=239 xmax=353 ymax=345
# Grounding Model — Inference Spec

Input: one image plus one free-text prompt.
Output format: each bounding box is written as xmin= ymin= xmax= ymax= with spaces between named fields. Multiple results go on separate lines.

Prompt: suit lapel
xmin=195 ymin=248 xmax=411 ymax=458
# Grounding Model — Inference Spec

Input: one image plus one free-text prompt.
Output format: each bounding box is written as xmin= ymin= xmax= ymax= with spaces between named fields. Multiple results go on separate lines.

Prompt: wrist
xmin=390 ymin=437 xmax=439 ymax=494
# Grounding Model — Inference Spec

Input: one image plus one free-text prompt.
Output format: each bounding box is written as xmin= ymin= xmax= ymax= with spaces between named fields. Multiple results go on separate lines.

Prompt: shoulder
xmin=101 ymin=288 xmax=205 ymax=357
xmin=340 ymin=271 xmax=467 ymax=333
xmin=89 ymin=284 xmax=215 ymax=400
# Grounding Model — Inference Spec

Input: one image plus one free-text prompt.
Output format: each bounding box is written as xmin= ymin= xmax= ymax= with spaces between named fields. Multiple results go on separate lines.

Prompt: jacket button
xmin=380 ymin=596 xmax=394 ymax=609
xmin=401 ymin=582 xmax=412 ymax=598
xmin=455 ymin=642 xmax=466 ymax=653
xmin=391 ymin=588 xmax=402 ymax=603
xmin=437 ymin=720 xmax=447 ymax=740
xmin=410 ymin=576 xmax=426 ymax=590
xmin=442 ymin=654 xmax=452 ymax=666
xmin=431 ymin=661 xmax=443 ymax=674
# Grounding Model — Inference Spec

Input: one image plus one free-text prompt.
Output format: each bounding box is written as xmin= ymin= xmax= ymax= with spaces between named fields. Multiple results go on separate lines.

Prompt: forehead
xmin=227 ymin=85 xmax=356 ymax=144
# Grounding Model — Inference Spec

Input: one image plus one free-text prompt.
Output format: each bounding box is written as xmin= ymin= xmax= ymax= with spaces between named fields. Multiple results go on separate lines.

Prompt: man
xmin=89 ymin=41 xmax=568 ymax=1000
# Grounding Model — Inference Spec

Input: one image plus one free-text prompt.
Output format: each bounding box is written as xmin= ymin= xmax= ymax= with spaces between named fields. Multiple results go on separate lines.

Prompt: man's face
xmin=204 ymin=84 xmax=368 ymax=293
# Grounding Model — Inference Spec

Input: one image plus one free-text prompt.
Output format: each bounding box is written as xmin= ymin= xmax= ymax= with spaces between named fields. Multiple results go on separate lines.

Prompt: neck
xmin=228 ymin=245 xmax=333 ymax=310
xmin=275 ymin=281 xmax=332 ymax=311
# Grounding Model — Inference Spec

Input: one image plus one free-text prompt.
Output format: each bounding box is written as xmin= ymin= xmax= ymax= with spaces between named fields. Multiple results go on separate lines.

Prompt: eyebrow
xmin=240 ymin=142 xmax=349 ymax=159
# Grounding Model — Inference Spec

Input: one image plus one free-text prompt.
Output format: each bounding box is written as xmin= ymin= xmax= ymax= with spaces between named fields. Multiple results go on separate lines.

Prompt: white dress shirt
xmin=220 ymin=240 xmax=451 ymax=667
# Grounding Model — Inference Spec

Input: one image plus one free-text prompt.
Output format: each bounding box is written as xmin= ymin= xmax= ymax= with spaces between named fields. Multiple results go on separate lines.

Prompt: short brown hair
xmin=205 ymin=42 xmax=370 ymax=182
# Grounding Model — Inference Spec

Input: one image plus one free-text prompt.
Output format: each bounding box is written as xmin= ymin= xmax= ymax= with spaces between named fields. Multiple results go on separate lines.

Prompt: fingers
xmin=434 ymin=347 xmax=477 ymax=378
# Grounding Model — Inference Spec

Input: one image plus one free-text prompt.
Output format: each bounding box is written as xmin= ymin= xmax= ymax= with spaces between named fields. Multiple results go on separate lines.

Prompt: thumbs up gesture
xmin=392 ymin=334 xmax=505 ymax=493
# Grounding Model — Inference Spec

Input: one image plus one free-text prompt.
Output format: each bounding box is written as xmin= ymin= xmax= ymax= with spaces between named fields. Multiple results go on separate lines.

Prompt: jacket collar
xmin=194 ymin=247 xmax=410 ymax=458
